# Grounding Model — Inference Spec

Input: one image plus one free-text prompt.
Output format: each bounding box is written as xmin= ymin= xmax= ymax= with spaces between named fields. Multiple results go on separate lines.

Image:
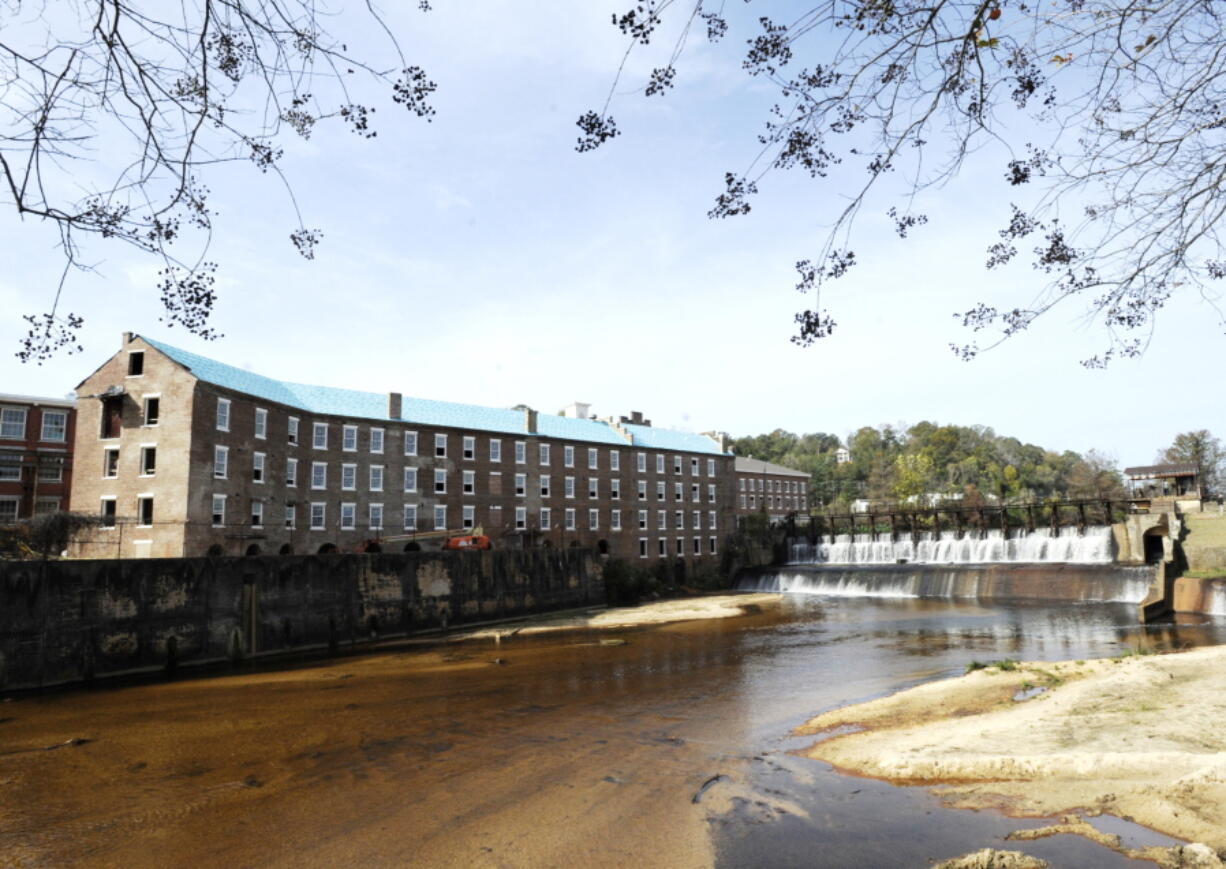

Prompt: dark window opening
xmin=101 ymin=500 xmax=116 ymax=528
xmin=138 ymin=497 xmax=154 ymax=526
xmin=206 ymin=543 xmax=224 ymax=557
xmin=318 ymin=543 xmax=338 ymax=554
xmin=245 ymin=544 xmax=262 ymax=557
xmin=128 ymin=351 xmax=144 ymax=376
xmin=278 ymin=543 xmax=293 ymax=555
xmin=597 ymin=539 xmax=609 ymax=555
xmin=101 ymin=396 xmax=123 ymax=438
xmin=143 ymin=397 xmax=159 ymax=425
xmin=1143 ymin=533 xmax=1165 ymax=564
xmin=404 ymin=541 xmax=422 ymax=552
xmin=141 ymin=447 xmax=156 ymax=476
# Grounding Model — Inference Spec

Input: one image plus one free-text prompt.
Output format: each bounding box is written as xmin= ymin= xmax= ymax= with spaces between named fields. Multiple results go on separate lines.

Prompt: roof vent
xmin=560 ymin=401 xmax=590 ymax=419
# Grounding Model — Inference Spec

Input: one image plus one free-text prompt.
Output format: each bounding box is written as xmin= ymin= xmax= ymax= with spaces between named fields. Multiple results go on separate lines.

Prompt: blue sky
xmin=0 ymin=1 xmax=1220 ymax=465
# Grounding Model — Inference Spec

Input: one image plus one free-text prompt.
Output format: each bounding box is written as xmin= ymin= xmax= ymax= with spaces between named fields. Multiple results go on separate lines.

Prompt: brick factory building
xmin=734 ymin=457 xmax=809 ymax=523
xmin=0 ymin=393 xmax=75 ymax=525
xmin=69 ymin=334 xmax=735 ymax=561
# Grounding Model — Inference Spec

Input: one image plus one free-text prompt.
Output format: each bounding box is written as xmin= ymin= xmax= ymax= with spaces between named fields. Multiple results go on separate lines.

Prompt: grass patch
xmin=965 ymin=659 xmax=1020 ymax=674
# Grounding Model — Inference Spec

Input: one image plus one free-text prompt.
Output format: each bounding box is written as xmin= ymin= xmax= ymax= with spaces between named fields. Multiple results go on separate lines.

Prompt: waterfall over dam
xmin=787 ymin=525 xmax=1114 ymax=566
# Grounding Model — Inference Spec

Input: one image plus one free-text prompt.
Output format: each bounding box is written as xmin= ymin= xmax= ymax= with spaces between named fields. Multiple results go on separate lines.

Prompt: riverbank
xmin=801 ymin=645 xmax=1226 ymax=862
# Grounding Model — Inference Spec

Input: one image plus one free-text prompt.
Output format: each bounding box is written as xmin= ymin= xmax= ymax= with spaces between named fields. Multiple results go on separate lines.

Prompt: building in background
xmin=734 ymin=457 xmax=809 ymax=523
xmin=0 ymin=393 xmax=75 ymax=524
xmin=1124 ymin=463 xmax=1202 ymax=506
xmin=69 ymin=334 xmax=736 ymax=560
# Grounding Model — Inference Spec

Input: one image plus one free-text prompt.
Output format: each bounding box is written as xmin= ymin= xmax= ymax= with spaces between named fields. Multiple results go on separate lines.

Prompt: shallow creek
xmin=2 ymin=595 xmax=1224 ymax=867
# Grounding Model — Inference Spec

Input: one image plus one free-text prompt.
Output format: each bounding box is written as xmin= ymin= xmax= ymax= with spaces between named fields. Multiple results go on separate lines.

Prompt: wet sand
xmin=803 ymin=646 xmax=1226 ymax=859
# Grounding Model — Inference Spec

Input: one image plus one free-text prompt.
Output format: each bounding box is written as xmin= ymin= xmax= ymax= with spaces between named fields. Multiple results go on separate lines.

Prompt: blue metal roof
xmin=140 ymin=336 xmax=718 ymax=450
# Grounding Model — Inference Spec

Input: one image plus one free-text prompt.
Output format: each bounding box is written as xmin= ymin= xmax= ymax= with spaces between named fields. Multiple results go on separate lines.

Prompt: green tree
xmin=1159 ymin=430 xmax=1223 ymax=498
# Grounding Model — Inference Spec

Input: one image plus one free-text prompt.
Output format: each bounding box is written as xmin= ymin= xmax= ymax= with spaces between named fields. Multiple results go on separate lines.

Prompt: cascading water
xmin=787 ymin=525 xmax=1114 ymax=566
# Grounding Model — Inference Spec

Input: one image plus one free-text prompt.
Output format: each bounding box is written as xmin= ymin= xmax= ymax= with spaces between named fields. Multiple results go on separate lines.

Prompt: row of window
xmin=0 ymin=496 xmax=61 ymax=523
xmin=739 ymin=476 xmax=806 ymax=494
xmin=640 ymin=537 xmax=719 ymax=558
xmin=0 ymin=406 xmax=69 ymax=442
xmin=212 ymin=397 xmax=719 ymax=475
xmin=739 ymin=494 xmax=803 ymax=511
xmin=0 ymin=451 xmax=67 ymax=483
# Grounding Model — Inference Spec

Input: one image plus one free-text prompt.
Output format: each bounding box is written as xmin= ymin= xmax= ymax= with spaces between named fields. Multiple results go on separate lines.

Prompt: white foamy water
xmin=788 ymin=526 xmax=1114 ymax=566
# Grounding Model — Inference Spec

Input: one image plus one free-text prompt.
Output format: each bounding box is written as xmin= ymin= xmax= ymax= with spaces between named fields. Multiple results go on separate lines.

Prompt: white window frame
xmin=657 ymin=510 xmax=666 ymax=530
xmin=539 ymin=443 xmax=550 ymax=465
xmin=515 ymin=473 xmax=527 ymax=496
xmin=253 ymin=451 xmax=266 ymax=483
xmin=462 ymin=504 xmax=475 ymax=529
xmin=340 ymin=502 xmax=356 ymax=530
xmin=691 ymin=457 xmax=699 ymax=476
xmin=565 ymin=476 xmax=575 ymax=498
xmin=404 ymin=467 xmax=418 ymax=493
xmin=638 ymin=509 xmax=647 ymax=529
xmin=216 ymin=398 xmax=230 ymax=432
xmin=313 ymin=422 xmax=328 ymax=449
xmin=637 ymin=452 xmax=647 ymax=473
xmin=611 ymin=510 xmax=622 ymax=531
xmin=692 ymin=510 xmax=701 ymax=529
xmin=540 ymin=474 xmax=551 ymax=497
xmin=0 ymin=450 xmax=21 ymax=483
xmin=0 ymin=406 xmax=26 ymax=440
xmin=311 ymin=461 xmax=327 ymax=490
xmin=288 ymin=416 xmax=299 ymax=445
xmin=708 ymin=484 xmax=716 ymax=503
xmin=564 ymin=445 xmax=574 ymax=468
xmin=310 ymin=502 xmax=326 ymax=530
xmin=434 ymin=505 xmax=447 ymax=531
xmin=403 ymin=504 xmax=418 ymax=531
xmin=370 ymin=428 xmax=384 ymax=454
xmin=462 ymin=469 xmax=475 ymax=494
xmin=610 ymin=478 xmax=621 ymax=500
xmin=285 ymin=504 xmax=296 ymax=530
xmin=103 ymin=447 xmax=119 ymax=479
xmin=564 ymin=508 xmax=576 ymax=531
xmin=587 ymin=447 xmax=598 ymax=470
xmin=404 ymin=431 xmax=418 ymax=456
xmin=655 ymin=454 xmax=664 ymax=474
xmin=588 ymin=478 xmax=598 ymax=499
xmin=708 ymin=510 xmax=717 ymax=530
xmin=40 ymin=410 xmax=68 ymax=442
xmin=36 ymin=455 xmax=64 ymax=483
xmin=515 ymin=441 xmax=526 ymax=464
xmin=342 ymin=425 xmax=358 ymax=452
xmin=136 ymin=495 xmax=154 ymax=528
xmin=515 ymin=506 xmax=526 ymax=529
xmin=142 ymin=396 xmax=160 ymax=427
xmin=254 ymin=408 xmax=268 ymax=439
xmin=211 ymin=495 xmax=226 ymax=527
xmin=656 ymin=481 xmax=665 ymax=501
xmin=589 ymin=508 xmax=599 ymax=530
xmin=341 ymin=463 xmax=357 ymax=491
xmin=434 ymin=468 xmax=447 ymax=493
xmin=214 ymin=445 xmax=229 ymax=479
xmin=370 ymin=503 xmax=384 ymax=530
xmin=637 ymin=480 xmax=647 ymax=500
xmin=462 ymin=436 xmax=475 ymax=460
xmin=251 ymin=500 xmax=264 ymax=529
xmin=100 ymin=496 xmax=117 ymax=528
xmin=139 ymin=445 xmax=156 ymax=478
xmin=489 ymin=438 xmax=501 ymax=462
xmin=286 ymin=457 xmax=298 ymax=488
xmin=673 ymin=456 xmax=682 ymax=474
xmin=434 ymin=433 xmax=447 ymax=458
xmin=707 ymin=458 xmax=716 ymax=477
xmin=639 ymin=538 xmax=648 ymax=558
xmin=540 ymin=507 xmax=551 ymax=530
xmin=370 ymin=464 xmax=384 ymax=492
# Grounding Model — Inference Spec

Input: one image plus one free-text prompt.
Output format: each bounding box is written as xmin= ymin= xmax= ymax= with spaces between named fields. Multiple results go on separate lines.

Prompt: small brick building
xmin=0 ymin=393 xmax=75 ymax=525
xmin=734 ymin=457 xmax=809 ymax=523
xmin=69 ymin=334 xmax=736 ymax=562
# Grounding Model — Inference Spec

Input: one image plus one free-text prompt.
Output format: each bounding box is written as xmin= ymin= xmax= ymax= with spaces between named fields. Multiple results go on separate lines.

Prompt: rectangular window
xmin=370 ymin=465 xmax=384 ymax=492
xmin=639 ymin=538 xmax=648 ymax=558
xmin=405 ymin=431 xmax=418 ymax=456
xmin=539 ymin=443 xmax=550 ymax=465
xmin=0 ymin=451 xmax=20 ymax=483
xmin=137 ymin=496 xmax=154 ymax=527
xmin=565 ymin=476 xmax=575 ymax=498
xmin=693 ymin=537 xmax=702 ymax=555
xmin=656 ymin=481 xmax=665 ymax=501
xmin=463 ymin=436 xmax=475 ymax=460
xmin=707 ymin=459 xmax=716 ymax=477
xmin=657 ymin=510 xmax=666 ymax=531
xmin=708 ymin=484 xmax=716 ymax=503
xmin=435 ymin=433 xmax=447 ymax=458
xmin=610 ymin=450 xmax=620 ymax=472
xmin=40 ymin=410 xmax=67 ymax=442
xmin=463 ymin=469 xmax=475 ymax=494
xmin=708 ymin=510 xmax=717 ymax=530
xmin=515 ymin=473 xmax=526 ymax=496
xmin=540 ymin=508 xmax=551 ymax=530
xmin=588 ymin=448 xmax=598 ymax=470
xmin=140 ymin=446 xmax=156 ymax=476
xmin=340 ymin=503 xmax=356 ymax=530
xmin=216 ymin=398 xmax=230 ymax=432
xmin=690 ymin=458 xmax=699 ymax=476
xmin=251 ymin=500 xmax=264 ymax=528
xmin=637 ymin=452 xmax=647 ymax=473
xmin=341 ymin=463 xmax=357 ymax=491
xmin=403 ymin=504 xmax=418 ymax=531
xmin=674 ymin=482 xmax=683 ymax=502
xmin=434 ymin=505 xmax=447 ymax=531
xmin=103 ymin=447 xmax=119 ymax=479
xmin=540 ymin=474 xmax=551 ymax=497
xmin=588 ymin=478 xmax=598 ymax=499
xmin=285 ymin=505 xmax=296 ymax=530
xmin=692 ymin=510 xmax=701 ymax=529
xmin=611 ymin=510 xmax=622 ymax=531
xmin=310 ymin=502 xmax=326 ymax=530
xmin=35 ymin=498 xmax=60 ymax=516
xmin=638 ymin=509 xmax=647 ymax=529
xmin=589 ymin=509 xmax=599 ymax=530
xmin=100 ymin=498 xmax=117 ymax=528
xmin=342 ymin=425 xmax=358 ymax=452
xmin=311 ymin=461 xmax=326 ymax=489
xmin=673 ymin=456 xmax=682 ymax=474
xmin=676 ymin=538 xmax=684 ymax=555
xmin=565 ymin=508 xmax=576 ymax=531
xmin=610 ymin=479 xmax=621 ymax=500
xmin=100 ymin=396 xmax=122 ymax=438
xmin=564 ymin=445 xmax=574 ymax=468
xmin=214 ymin=445 xmax=229 ymax=479
xmin=462 ymin=505 xmax=475 ymax=529
xmin=254 ymin=408 xmax=268 ymax=439
xmin=370 ymin=503 xmax=384 ymax=530
xmin=515 ymin=441 xmax=526 ymax=464
xmin=709 ymin=537 xmax=717 ymax=554
xmin=370 ymin=428 xmax=384 ymax=454
xmin=675 ymin=510 xmax=684 ymax=529
xmin=739 ymin=479 xmax=746 ymax=492
xmin=489 ymin=438 xmax=501 ymax=462
xmin=37 ymin=456 xmax=64 ymax=482
xmin=691 ymin=483 xmax=700 ymax=503
xmin=313 ymin=422 xmax=328 ymax=449
xmin=658 ymin=539 xmax=666 ymax=557
xmin=637 ymin=480 xmax=647 ymax=500
xmin=434 ymin=469 xmax=447 ymax=493
xmin=127 ymin=350 xmax=145 ymax=376
xmin=515 ymin=506 xmax=526 ymax=529
xmin=143 ymin=397 xmax=160 ymax=427
xmin=288 ymin=416 xmax=299 ymax=445
xmin=253 ymin=451 xmax=266 ymax=483
xmin=211 ymin=495 xmax=225 ymax=527
xmin=404 ymin=467 xmax=418 ymax=493
xmin=286 ymin=457 xmax=298 ymax=487
xmin=655 ymin=454 xmax=664 ymax=474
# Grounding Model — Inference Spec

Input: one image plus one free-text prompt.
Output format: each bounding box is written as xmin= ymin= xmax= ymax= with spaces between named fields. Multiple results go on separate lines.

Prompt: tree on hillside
xmin=3 ymin=1 xmax=435 ymax=362
xmin=584 ymin=1 xmax=1226 ymax=366
xmin=1066 ymin=449 xmax=1125 ymax=499
xmin=1159 ymin=430 xmax=1224 ymax=498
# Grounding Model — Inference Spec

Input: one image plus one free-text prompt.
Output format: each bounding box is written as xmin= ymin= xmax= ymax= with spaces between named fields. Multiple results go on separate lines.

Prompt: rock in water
xmin=933 ymin=849 xmax=1048 ymax=869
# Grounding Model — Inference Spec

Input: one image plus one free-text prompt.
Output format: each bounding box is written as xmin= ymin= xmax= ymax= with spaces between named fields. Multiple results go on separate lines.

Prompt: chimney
xmin=703 ymin=431 xmax=728 ymax=453
xmin=560 ymin=401 xmax=591 ymax=420
xmin=122 ymin=331 xmax=133 ymax=345
xmin=630 ymin=410 xmax=643 ymax=425
xmin=387 ymin=392 xmax=402 ymax=419
xmin=524 ymin=407 xmax=538 ymax=434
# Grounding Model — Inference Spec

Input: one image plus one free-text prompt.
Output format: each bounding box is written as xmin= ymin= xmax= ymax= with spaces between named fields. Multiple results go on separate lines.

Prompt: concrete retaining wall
xmin=0 ymin=549 xmax=604 ymax=692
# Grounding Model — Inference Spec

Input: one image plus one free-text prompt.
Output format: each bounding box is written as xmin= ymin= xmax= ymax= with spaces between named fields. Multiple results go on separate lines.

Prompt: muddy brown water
xmin=2 ymin=595 xmax=1224 ymax=868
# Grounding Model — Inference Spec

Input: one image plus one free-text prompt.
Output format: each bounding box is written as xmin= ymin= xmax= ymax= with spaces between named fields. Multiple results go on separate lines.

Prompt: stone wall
xmin=0 ymin=548 xmax=603 ymax=691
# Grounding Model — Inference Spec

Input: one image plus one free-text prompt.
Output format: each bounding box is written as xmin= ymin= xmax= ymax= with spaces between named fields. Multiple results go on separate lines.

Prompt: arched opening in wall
xmin=206 ymin=544 xmax=224 ymax=557
xmin=568 ymin=540 xmax=582 ymax=548
xmin=278 ymin=544 xmax=293 ymax=555
xmin=245 ymin=544 xmax=262 ymax=557
xmin=597 ymin=539 xmax=609 ymax=555
xmin=318 ymin=543 xmax=339 ymax=555
xmin=1143 ymin=530 xmax=1166 ymax=564
xmin=541 ymin=539 xmax=553 ymax=549
xmin=403 ymin=541 xmax=421 ymax=552
xmin=364 ymin=542 xmax=383 ymax=554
